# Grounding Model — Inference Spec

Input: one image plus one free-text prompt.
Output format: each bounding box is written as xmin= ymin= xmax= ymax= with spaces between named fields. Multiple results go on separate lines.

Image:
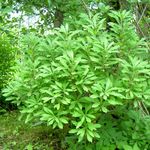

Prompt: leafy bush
xmin=0 ymin=31 xmax=16 ymax=112
xmin=3 ymin=10 xmax=150 ymax=149
xmin=0 ymin=34 xmax=14 ymax=89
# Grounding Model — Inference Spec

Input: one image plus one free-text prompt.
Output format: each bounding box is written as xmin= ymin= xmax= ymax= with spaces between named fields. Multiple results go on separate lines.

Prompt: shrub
xmin=0 ymin=32 xmax=16 ymax=112
xmin=3 ymin=10 xmax=150 ymax=148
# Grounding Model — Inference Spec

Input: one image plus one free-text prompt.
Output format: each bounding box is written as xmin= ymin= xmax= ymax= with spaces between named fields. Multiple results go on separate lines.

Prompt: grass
xmin=0 ymin=111 xmax=62 ymax=150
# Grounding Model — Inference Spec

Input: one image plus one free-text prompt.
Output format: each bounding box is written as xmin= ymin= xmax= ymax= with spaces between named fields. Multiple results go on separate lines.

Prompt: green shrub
xmin=0 ymin=32 xmax=16 ymax=112
xmin=3 ymin=10 xmax=150 ymax=148
xmin=0 ymin=34 xmax=14 ymax=89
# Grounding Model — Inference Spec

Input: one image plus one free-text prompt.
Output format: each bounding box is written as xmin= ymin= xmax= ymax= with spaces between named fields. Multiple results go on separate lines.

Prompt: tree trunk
xmin=53 ymin=9 xmax=64 ymax=28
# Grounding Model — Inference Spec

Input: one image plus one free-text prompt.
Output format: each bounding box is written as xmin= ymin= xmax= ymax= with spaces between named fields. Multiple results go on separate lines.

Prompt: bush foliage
xmin=3 ymin=10 xmax=150 ymax=149
xmin=0 ymin=31 xmax=16 ymax=112
xmin=0 ymin=33 xmax=15 ymax=90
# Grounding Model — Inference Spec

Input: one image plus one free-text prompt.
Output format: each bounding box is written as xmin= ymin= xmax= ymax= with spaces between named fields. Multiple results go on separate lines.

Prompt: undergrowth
xmin=0 ymin=111 xmax=57 ymax=150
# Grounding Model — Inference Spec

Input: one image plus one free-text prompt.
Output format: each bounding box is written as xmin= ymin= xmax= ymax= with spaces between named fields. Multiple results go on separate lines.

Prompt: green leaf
xmin=5 ymin=96 xmax=15 ymax=101
xmin=47 ymin=0 xmax=51 ymax=7
xmin=82 ymin=85 xmax=89 ymax=92
xmin=2 ymin=6 xmax=13 ymax=14
xmin=101 ymin=106 xmax=108 ymax=113
xmin=109 ymin=91 xmax=125 ymax=99
xmin=53 ymin=122 xmax=57 ymax=129
xmin=76 ymin=117 xmax=85 ymax=128
xmin=58 ymin=121 xmax=63 ymax=129
xmin=60 ymin=117 xmax=68 ymax=124
xmin=87 ymin=114 xmax=95 ymax=119
xmin=69 ymin=129 xmax=78 ymax=134
xmin=108 ymin=99 xmax=123 ymax=105
xmin=86 ymin=132 xmax=93 ymax=142
xmin=42 ymin=97 xmax=51 ymax=103
xmin=133 ymin=143 xmax=140 ymax=150
xmin=72 ymin=112 xmax=81 ymax=118
xmin=61 ymin=99 xmax=69 ymax=105
xmin=92 ymin=102 xmax=100 ymax=108
xmin=94 ymin=123 xmax=101 ymax=129
xmin=66 ymin=50 xmax=74 ymax=59
xmin=25 ymin=114 xmax=32 ymax=124
xmin=90 ymin=93 xmax=99 ymax=99
xmin=87 ymin=129 xmax=94 ymax=137
xmin=87 ymin=123 xmax=95 ymax=131
xmin=54 ymin=103 xmax=60 ymax=110
xmin=78 ymin=133 xmax=84 ymax=142
xmin=43 ymin=107 xmax=53 ymax=114
xmin=40 ymin=114 xmax=51 ymax=120
xmin=47 ymin=119 xmax=54 ymax=125
xmin=26 ymin=144 xmax=33 ymax=150
xmin=94 ymin=132 xmax=100 ymax=138
xmin=85 ymin=117 xmax=91 ymax=123
xmin=123 ymin=145 xmax=133 ymax=150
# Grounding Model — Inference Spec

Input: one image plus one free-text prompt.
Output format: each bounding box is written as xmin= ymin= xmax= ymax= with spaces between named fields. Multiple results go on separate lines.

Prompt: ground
xmin=0 ymin=111 xmax=61 ymax=150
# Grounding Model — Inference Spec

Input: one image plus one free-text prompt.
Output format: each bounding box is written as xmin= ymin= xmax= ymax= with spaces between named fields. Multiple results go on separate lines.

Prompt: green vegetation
xmin=0 ymin=110 xmax=149 ymax=149
xmin=0 ymin=0 xmax=150 ymax=149
xmin=0 ymin=111 xmax=56 ymax=149
xmin=0 ymin=28 xmax=16 ymax=113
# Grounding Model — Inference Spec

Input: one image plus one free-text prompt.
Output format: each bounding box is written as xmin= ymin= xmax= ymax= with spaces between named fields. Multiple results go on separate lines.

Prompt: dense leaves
xmin=3 ymin=9 xmax=150 ymax=149
xmin=0 ymin=29 xmax=16 ymax=112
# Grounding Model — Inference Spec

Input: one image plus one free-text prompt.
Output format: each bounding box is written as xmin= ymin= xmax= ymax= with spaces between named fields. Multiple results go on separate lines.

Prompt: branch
xmin=81 ymin=0 xmax=91 ymax=18
xmin=137 ymin=4 xmax=147 ymax=24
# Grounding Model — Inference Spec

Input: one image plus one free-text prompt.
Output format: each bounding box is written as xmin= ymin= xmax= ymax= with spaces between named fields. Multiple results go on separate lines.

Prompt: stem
xmin=81 ymin=0 xmax=91 ymax=18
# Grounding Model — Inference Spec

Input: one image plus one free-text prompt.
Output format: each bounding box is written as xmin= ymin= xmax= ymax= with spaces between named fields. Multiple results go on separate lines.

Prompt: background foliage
xmin=0 ymin=26 xmax=16 ymax=112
